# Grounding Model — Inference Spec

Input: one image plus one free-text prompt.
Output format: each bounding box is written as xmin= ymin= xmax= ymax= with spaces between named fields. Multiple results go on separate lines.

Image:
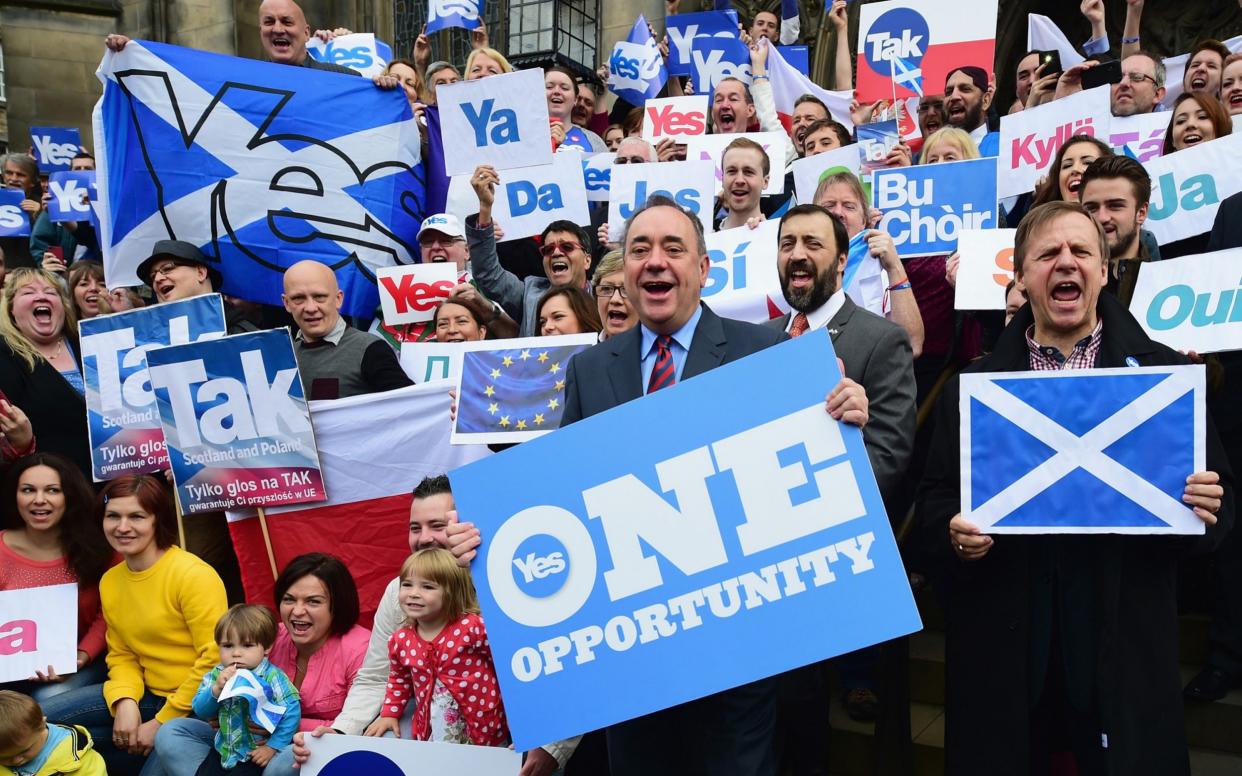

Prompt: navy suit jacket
xmin=561 ymin=303 xmax=789 ymax=425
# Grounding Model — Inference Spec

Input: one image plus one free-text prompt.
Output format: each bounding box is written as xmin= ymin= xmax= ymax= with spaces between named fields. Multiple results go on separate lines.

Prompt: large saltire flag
xmin=227 ymin=383 xmax=489 ymax=626
xmin=93 ymin=40 xmax=426 ymax=318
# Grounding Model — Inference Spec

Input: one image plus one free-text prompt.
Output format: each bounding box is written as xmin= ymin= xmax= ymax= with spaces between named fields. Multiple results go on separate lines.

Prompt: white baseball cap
xmin=417 ymin=213 xmax=465 ymax=240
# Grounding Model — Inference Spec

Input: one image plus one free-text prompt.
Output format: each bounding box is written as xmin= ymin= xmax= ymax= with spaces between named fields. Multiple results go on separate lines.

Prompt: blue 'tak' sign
xmin=449 ymin=330 xmax=921 ymax=748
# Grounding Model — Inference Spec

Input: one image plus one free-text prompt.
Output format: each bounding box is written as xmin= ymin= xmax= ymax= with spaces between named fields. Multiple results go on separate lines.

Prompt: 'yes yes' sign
xmin=79 ymin=294 xmax=228 ymax=481
xmin=146 ymin=329 xmax=326 ymax=514
xmin=438 ymin=69 xmax=553 ymax=177
xmin=665 ymin=10 xmax=740 ymax=76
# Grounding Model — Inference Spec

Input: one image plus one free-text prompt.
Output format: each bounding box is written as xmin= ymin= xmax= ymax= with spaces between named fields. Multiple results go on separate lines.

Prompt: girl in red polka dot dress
xmin=363 ymin=548 xmax=509 ymax=746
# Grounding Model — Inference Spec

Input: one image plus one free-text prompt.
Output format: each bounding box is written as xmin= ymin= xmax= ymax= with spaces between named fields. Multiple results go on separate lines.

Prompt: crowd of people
xmin=2 ymin=0 xmax=1242 ymax=775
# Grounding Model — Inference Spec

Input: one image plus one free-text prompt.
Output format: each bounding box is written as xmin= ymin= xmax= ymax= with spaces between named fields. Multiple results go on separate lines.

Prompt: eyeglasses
xmin=539 ymin=240 xmax=583 ymax=258
xmin=419 ymin=235 xmax=463 ymax=247
xmin=613 ymin=155 xmax=648 ymax=165
xmin=149 ymin=262 xmax=183 ymax=279
xmin=596 ymin=284 xmax=627 ymax=299
xmin=1123 ymin=72 xmax=1159 ymax=87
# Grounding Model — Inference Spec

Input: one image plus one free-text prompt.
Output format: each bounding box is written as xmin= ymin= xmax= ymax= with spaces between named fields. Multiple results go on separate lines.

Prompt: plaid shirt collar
xmin=1026 ymin=320 xmax=1103 ymax=370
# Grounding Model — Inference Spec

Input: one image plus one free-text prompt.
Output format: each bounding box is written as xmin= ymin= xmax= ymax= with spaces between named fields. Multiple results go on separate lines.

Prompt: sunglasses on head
xmin=539 ymin=240 xmax=583 ymax=258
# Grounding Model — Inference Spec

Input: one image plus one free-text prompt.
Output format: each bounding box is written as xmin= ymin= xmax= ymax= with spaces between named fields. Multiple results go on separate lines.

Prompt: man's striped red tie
xmin=647 ymin=335 xmax=676 ymax=393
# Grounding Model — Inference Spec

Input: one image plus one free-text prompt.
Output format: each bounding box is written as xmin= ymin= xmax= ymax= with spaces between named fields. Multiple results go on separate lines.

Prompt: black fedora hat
xmin=135 ymin=240 xmax=224 ymax=290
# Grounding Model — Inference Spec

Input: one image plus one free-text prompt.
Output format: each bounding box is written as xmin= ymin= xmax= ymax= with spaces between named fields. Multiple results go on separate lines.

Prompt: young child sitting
xmin=192 ymin=605 xmax=300 ymax=775
xmin=364 ymin=547 xmax=508 ymax=745
xmin=0 ymin=690 xmax=105 ymax=776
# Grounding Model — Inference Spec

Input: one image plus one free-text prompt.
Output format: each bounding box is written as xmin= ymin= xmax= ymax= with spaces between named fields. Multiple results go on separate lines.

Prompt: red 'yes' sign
xmin=377 ymin=264 xmax=459 ymax=325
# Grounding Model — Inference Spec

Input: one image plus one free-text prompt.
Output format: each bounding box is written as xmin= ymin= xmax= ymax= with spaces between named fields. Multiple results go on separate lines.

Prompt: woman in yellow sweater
xmin=41 ymin=475 xmax=227 ymax=775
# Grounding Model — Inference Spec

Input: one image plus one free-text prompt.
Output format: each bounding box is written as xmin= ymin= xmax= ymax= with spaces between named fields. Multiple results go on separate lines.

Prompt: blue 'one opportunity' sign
xmin=449 ymin=330 xmax=922 ymax=749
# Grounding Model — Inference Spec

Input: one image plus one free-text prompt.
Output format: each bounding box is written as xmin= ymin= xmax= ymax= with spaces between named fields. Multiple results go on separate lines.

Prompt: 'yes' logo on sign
xmin=30 ymin=127 xmax=81 ymax=173
xmin=642 ymin=96 xmax=709 ymax=141
xmin=377 ymin=263 xmax=458 ymax=325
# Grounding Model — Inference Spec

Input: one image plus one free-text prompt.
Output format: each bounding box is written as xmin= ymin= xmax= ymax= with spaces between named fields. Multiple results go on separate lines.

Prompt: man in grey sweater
xmin=283 ymin=259 xmax=411 ymax=399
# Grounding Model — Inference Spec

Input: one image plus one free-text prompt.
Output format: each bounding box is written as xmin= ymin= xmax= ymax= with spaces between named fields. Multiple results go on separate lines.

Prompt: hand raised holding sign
xmin=472 ymin=164 xmax=499 ymax=223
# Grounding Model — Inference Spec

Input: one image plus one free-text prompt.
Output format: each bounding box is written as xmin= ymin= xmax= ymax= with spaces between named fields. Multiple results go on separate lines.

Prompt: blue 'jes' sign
xmin=960 ymin=366 xmax=1207 ymax=534
xmin=79 ymin=294 xmax=228 ymax=482
xmin=666 ymin=10 xmax=740 ymax=76
xmin=31 ymin=126 xmax=82 ymax=173
xmin=145 ymin=329 xmax=326 ymax=514
xmin=872 ymin=157 xmax=998 ymax=257
xmin=46 ymin=171 xmax=97 ymax=223
xmin=449 ymin=330 xmax=922 ymax=748
xmin=0 ymin=191 xmax=31 ymax=237
xmin=95 ymin=40 xmax=424 ymax=317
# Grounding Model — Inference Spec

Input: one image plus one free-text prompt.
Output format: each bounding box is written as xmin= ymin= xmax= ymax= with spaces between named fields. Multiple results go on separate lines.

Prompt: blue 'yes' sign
xmin=449 ymin=331 xmax=922 ymax=749
xmin=0 ymin=191 xmax=31 ymax=237
xmin=30 ymin=126 xmax=82 ymax=173
xmin=665 ymin=10 xmax=740 ymax=76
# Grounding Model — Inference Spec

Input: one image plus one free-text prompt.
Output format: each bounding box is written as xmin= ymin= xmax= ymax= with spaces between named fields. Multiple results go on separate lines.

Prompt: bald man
xmin=105 ymin=0 xmax=397 ymax=86
xmin=283 ymin=260 xmax=412 ymax=399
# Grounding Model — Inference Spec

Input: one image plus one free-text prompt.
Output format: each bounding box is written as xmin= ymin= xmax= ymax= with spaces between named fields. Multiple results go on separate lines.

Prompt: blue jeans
xmin=3 ymin=658 xmax=108 ymax=704
xmin=155 ymin=718 xmax=296 ymax=776
xmin=38 ymin=684 xmax=166 ymax=775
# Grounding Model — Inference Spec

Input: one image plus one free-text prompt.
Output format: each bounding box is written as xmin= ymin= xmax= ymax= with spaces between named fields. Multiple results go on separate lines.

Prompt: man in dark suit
xmin=917 ymin=202 xmax=1231 ymax=775
xmin=767 ymin=204 xmax=916 ymax=767
xmin=448 ymin=194 xmax=871 ymax=776
xmin=767 ymin=204 xmax=916 ymax=503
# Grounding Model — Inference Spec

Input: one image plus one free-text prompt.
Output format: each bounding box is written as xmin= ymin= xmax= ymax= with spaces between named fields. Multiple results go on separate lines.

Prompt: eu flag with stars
xmin=452 ymin=335 xmax=597 ymax=444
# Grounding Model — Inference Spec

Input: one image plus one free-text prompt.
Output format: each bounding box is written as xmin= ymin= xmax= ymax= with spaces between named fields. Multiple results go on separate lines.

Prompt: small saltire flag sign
xmin=960 ymin=366 xmax=1206 ymax=534
xmin=452 ymin=334 xmax=596 ymax=444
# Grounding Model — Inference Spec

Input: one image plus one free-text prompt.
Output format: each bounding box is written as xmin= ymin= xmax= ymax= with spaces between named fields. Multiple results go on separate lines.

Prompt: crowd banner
xmin=1026 ymin=14 xmax=1085 ymax=71
xmin=146 ymin=329 xmax=325 ymax=514
xmin=400 ymin=341 xmax=464 ymax=385
xmin=1141 ymin=133 xmax=1242 ymax=245
xmin=46 ymin=170 xmax=97 ymax=223
xmin=79 ymin=294 xmax=228 ymax=481
xmin=377 ymin=264 xmax=457 ymax=326
xmin=1108 ymin=112 xmax=1169 ymax=163
xmin=792 ymin=145 xmax=863 ymax=205
xmin=305 ymin=33 xmax=391 ymax=78
xmin=0 ymin=191 xmax=32 ymax=237
xmin=702 ymin=220 xmax=786 ymax=323
xmin=960 ymin=366 xmax=1206 ymax=534
xmin=1129 ymin=248 xmax=1242 ymax=354
xmin=582 ymin=153 xmax=614 ymax=203
xmin=608 ymin=159 xmax=717 ymax=242
xmin=93 ymin=41 xmax=423 ymax=318
xmin=855 ymin=0 xmax=998 ymax=103
xmin=30 ymin=126 xmax=82 ymax=174
xmin=688 ymin=35 xmax=753 ymax=96
xmin=485 ymin=154 xmax=591 ymax=241
xmin=0 ymin=584 xmax=78 ymax=684
xmin=438 ymin=69 xmax=553 ymax=176
xmin=767 ymin=44 xmax=854 ymax=133
xmin=665 ymin=10 xmax=740 ymax=77
xmin=449 ymin=330 xmax=921 ymax=748
xmin=998 ymin=86 xmax=1111 ymax=199
xmin=954 ymin=228 xmax=1016 ymax=311
xmin=872 ymin=157 xmax=998 ymax=257
xmin=226 ymin=384 xmax=489 ymax=626
xmin=425 ymin=0 xmax=484 ymax=34
xmin=452 ymin=334 xmax=596 ymax=445
xmin=609 ymin=16 xmax=667 ymax=107
xmin=303 ymin=734 xmax=520 ymax=776
xmin=641 ymin=96 xmax=709 ymax=142
xmin=683 ymin=131 xmax=788 ymax=196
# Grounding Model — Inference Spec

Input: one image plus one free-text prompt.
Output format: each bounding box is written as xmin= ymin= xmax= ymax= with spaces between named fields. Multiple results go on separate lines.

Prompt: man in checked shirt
xmin=914 ymin=200 xmax=1232 ymax=775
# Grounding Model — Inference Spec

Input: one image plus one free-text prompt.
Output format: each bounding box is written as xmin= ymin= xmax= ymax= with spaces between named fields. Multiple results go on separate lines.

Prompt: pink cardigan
xmin=269 ymin=623 xmax=371 ymax=731
xmin=0 ymin=532 xmax=108 ymax=660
